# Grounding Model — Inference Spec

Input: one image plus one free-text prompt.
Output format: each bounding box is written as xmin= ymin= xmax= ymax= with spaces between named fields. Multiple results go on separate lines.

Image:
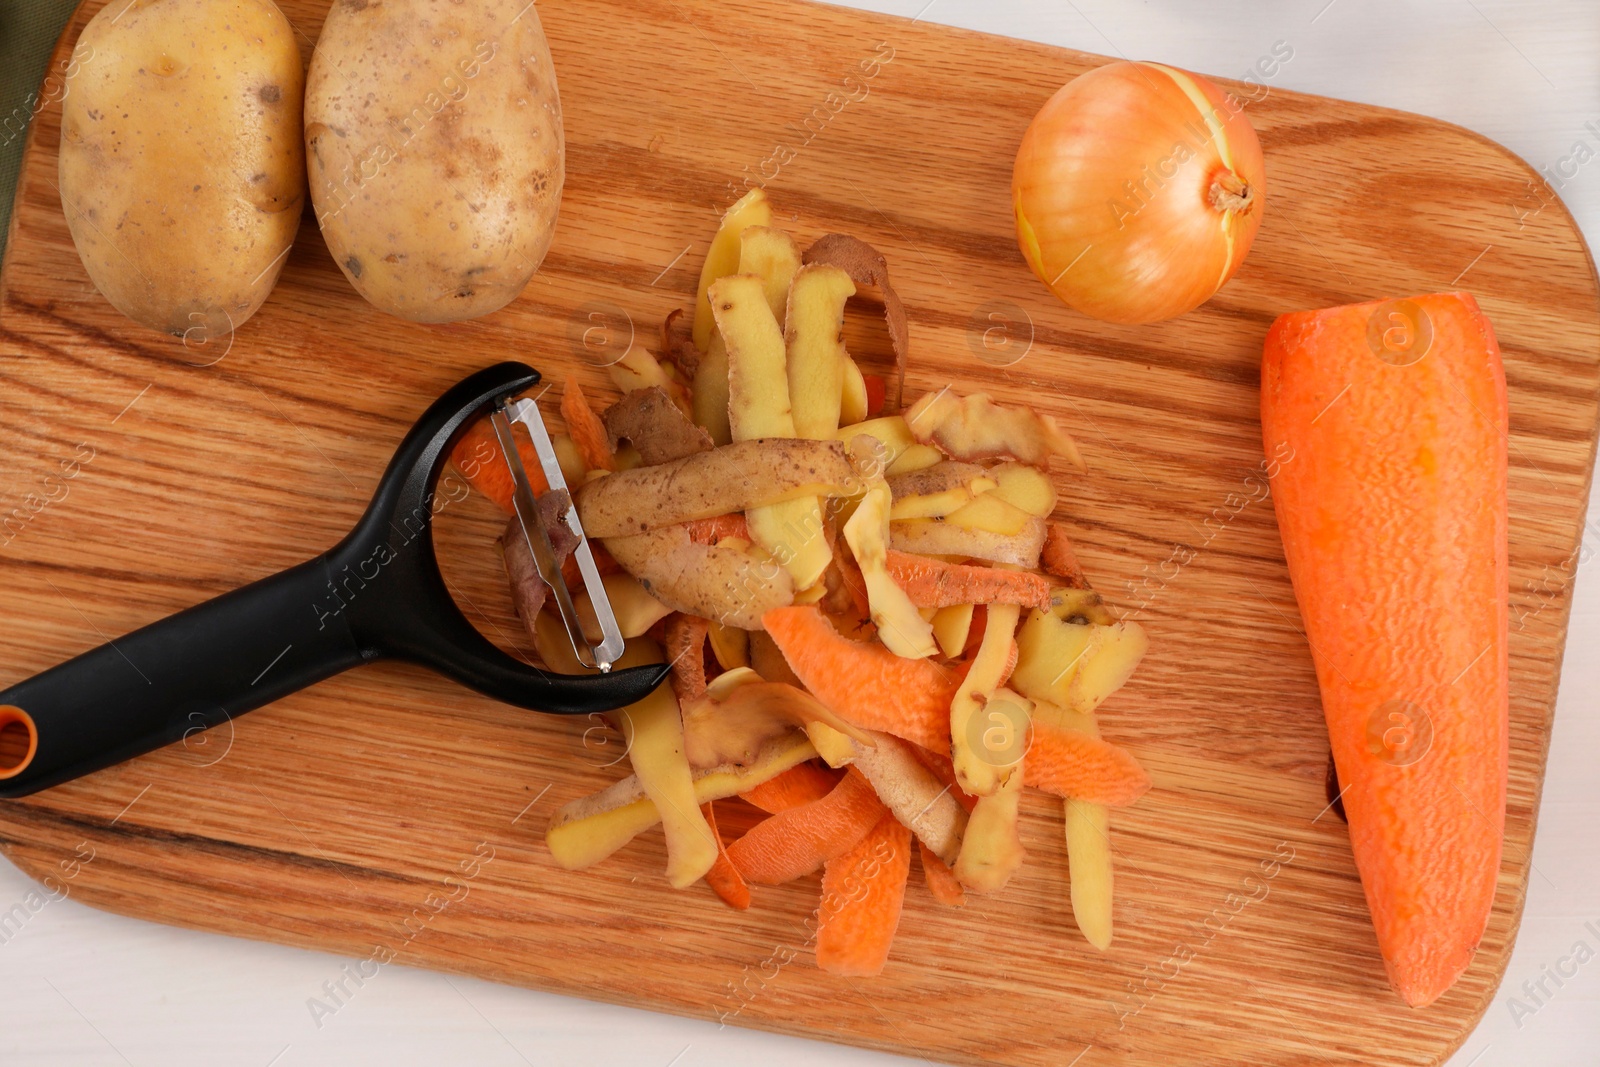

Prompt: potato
xmin=304 ymin=0 xmax=563 ymax=322
xmin=849 ymin=731 xmax=968 ymax=865
xmin=988 ymin=463 xmax=1059 ymax=517
xmin=803 ymin=233 xmax=910 ymax=411
xmin=59 ymin=0 xmax=304 ymax=338
xmin=931 ymin=603 xmax=975 ymax=658
xmin=953 ymin=759 xmax=1026 ymax=892
xmin=682 ymin=681 xmax=866 ymax=770
xmin=601 ymin=387 xmax=711 ymax=466
xmin=707 ymin=621 xmax=750 ymax=670
xmin=1065 ymin=622 xmax=1149 ymax=713
xmin=575 ymin=438 xmax=871 ymax=538
xmin=1012 ymin=610 xmax=1097 ymax=706
xmin=713 ymin=273 xmax=833 ymax=588
xmin=608 ymin=638 xmax=717 ymax=888
xmin=843 ymin=483 xmax=936 ymax=659
xmin=889 ymin=444 xmax=945 ymax=474
xmin=692 ymin=189 xmax=771 ymax=351
xmin=1064 ymin=797 xmax=1114 ymax=948
xmin=950 ymin=602 xmax=1023 ymax=796
xmin=890 ymin=515 xmax=1046 ymax=568
xmin=715 ymin=274 xmax=795 ymax=440
xmin=906 ymin=390 xmax=1084 ymax=469
xmin=546 ymin=731 xmax=817 ymax=870
xmin=1046 ymin=585 xmax=1117 ymax=626
xmin=785 ymin=264 xmax=856 ymax=438
xmin=691 ymin=192 xmax=774 ymax=444
xmin=574 ymin=574 xmax=670 ymax=642
xmin=837 ymin=416 xmax=914 ymax=469
xmin=739 ymin=227 xmax=802 ymax=327
xmin=946 ymin=492 xmax=1035 ymax=536
xmin=889 ymin=484 xmax=982 ymax=521
xmin=840 ymin=355 xmax=871 ymax=425
xmin=886 ymin=461 xmax=986 ymax=496
xmin=601 ymin=524 xmax=793 ymax=630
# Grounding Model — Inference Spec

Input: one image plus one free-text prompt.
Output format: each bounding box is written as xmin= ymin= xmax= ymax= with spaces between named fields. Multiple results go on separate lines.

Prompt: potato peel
xmin=806 ymin=233 xmax=908 ymax=412
xmin=804 ymin=233 xmax=909 ymax=413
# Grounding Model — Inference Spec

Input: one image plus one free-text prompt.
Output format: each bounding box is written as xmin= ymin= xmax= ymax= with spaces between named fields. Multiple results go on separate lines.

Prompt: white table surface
xmin=3 ymin=1 xmax=1597 ymax=1064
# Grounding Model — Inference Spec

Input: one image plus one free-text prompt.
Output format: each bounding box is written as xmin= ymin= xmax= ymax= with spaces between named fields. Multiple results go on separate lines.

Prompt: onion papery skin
xmin=1012 ymin=61 xmax=1266 ymax=325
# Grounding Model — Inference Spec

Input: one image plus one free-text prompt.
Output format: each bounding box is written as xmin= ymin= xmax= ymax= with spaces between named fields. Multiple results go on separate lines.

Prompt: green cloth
xmin=0 ymin=0 xmax=82 ymax=265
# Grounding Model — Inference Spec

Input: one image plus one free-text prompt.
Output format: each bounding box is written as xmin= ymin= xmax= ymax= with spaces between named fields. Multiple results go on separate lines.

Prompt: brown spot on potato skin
xmin=259 ymin=84 xmax=281 ymax=104
xmin=346 ymin=256 xmax=363 ymax=278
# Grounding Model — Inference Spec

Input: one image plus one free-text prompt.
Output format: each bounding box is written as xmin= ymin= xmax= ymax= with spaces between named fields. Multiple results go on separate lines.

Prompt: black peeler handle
xmin=0 ymin=362 xmax=668 ymax=798
xmin=0 ymin=557 xmax=366 ymax=795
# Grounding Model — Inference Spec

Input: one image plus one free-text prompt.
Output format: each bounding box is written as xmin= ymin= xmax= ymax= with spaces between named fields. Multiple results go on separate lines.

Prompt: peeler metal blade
xmin=490 ymin=397 xmax=625 ymax=672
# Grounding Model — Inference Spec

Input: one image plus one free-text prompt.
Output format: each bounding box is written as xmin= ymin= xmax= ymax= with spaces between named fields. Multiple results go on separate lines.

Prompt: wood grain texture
xmin=1 ymin=1 xmax=1596 ymax=1064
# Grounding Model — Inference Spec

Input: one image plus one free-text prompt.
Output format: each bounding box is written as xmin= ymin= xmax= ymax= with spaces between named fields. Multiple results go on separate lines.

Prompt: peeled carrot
xmin=449 ymin=416 xmax=547 ymax=513
xmin=918 ymin=840 xmax=967 ymax=907
xmin=726 ymin=768 xmax=884 ymax=884
xmin=1023 ymin=721 xmax=1151 ymax=807
xmin=884 ymin=550 xmax=1053 ymax=610
xmin=685 ymin=513 xmax=750 ymax=545
xmin=1261 ymin=291 xmax=1507 ymax=1008
xmin=561 ymin=375 xmax=618 ymax=473
xmin=761 ymin=606 xmax=966 ymax=752
xmin=702 ymin=802 xmax=752 ymax=910
xmin=739 ymin=761 xmax=842 ymax=813
xmin=816 ymin=811 xmax=911 ymax=976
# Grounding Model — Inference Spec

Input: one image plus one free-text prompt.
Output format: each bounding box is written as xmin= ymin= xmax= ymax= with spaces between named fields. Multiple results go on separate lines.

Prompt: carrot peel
xmin=884 ymin=550 xmax=1053 ymax=610
xmin=919 ymin=840 xmax=967 ymax=907
xmin=739 ymin=762 xmax=842 ymax=813
xmin=562 ymin=375 xmax=618 ymax=473
xmin=449 ymin=416 xmax=547 ymax=513
xmin=726 ymin=768 xmax=884 ymax=885
xmin=816 ymin=812 xmax=912 ymax=976
xmin=1023 ymin=721 xmax=1150 ymax=807
xmin=702 ymin=802 xmax=751 ymax=910
xmin=761 ymin=605 xmax=966 ymax=752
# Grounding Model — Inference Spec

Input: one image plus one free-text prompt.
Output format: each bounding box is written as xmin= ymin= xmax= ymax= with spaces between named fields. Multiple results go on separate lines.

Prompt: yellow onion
xmin=1012 ymin=61 xmax=1266 ymax=324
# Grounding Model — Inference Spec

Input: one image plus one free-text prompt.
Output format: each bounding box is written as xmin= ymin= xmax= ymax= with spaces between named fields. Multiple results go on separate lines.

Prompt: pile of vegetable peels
xmin=451 ymin=191 xmax=1151 ymax=975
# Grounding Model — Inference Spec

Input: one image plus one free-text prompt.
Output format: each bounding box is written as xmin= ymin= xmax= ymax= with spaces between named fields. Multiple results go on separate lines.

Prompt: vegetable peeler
xmin=0 ymin=362 xmax=667 ymax=798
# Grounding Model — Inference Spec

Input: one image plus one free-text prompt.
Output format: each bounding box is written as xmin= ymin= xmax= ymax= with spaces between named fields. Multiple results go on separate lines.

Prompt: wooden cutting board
xmin=2 ymin=1 xmax=1596 ymax=1064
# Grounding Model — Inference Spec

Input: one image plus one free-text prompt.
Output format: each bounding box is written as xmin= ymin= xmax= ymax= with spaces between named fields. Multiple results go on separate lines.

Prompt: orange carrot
xmin=918 ymin=840 xmax=966 ymax=907
xmin=1040 ymin=524 xmax=1089 ymax=588
xmin=816 ymin=811 xmax=911 ymax=976
xmin=559 ymin=541 xmax=620 ymax=591
xmin=884 ymin=550 xmax=1053 ymax=610
xmin=449 ymin=416 xmax=547 ymax=513
xmin=664 ymin=614 xmax=709 ymax=704
xmin=863 ymin=373 xmax=888 ymax=418
xmin=1023 ymin=721 xmax=1151 ymax=807
xmin=685 ymin=513 xmax=750 ymax=545
xmin=726 ymin=768 xmax=884 ymax=885
xmin=702 ymin=802 xmax=751 ymax=910
xmin=739 ymin=762 xmax=843 ymax=813
xmin=761 ymin=606 xmax=966 ymax=752
xmin=561 ymin=375 xmax=617 ymax=473
xmin=1261 ymin=291 xmax=1507 ymax=1008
